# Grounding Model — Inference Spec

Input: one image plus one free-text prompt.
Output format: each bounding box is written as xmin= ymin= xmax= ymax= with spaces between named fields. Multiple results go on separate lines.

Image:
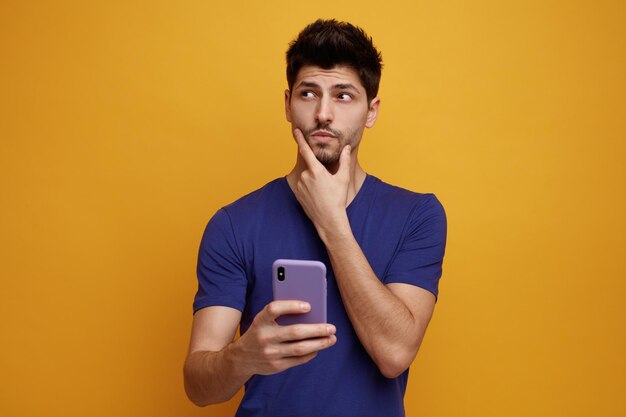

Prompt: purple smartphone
xmin=272 ymin=259 xmax=327 ymax=325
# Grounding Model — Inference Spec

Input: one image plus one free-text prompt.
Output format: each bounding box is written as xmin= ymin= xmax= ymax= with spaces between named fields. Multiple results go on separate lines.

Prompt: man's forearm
xmin=321 ymin=224 xmax=424 ymax=378
xmin=183 ymin=343 xmax=251 ymax=406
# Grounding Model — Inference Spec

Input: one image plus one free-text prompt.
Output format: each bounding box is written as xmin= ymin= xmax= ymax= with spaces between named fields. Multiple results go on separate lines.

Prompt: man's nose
xmin=315 ymin=96 xmax=334 ymax=124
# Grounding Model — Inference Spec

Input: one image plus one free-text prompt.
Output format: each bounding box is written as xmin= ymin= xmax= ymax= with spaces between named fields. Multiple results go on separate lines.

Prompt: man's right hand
xmin=184 ymin=301 xmax=336 ymax=406
xmin=232 ymin=300 xmax=337 ymax=375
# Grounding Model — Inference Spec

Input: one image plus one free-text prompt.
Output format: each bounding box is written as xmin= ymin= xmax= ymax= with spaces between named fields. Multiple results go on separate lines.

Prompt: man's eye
xmin=338 ymin=93 xmax=353 ymax=101
xmin=301 ymin=91 xmax=315 ymax=98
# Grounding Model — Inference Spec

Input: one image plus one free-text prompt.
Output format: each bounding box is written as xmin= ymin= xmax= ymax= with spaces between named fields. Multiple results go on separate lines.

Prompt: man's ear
xmin=365 ymin=97 xmax=380 ymax=128
xmin=285 ymin=89 xmax=292 ymax=122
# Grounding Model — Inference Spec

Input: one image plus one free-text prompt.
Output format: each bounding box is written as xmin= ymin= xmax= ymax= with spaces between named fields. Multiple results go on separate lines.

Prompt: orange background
xmin=1 ymin=1 xmax=625 ymax=416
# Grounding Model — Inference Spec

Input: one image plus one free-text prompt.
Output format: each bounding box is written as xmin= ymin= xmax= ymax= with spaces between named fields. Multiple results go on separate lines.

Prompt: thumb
xmin=337 ymin=145 xmax=352 ymax=179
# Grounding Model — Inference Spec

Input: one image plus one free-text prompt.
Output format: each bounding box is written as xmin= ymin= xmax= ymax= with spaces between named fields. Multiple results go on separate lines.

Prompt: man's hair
xmin=286 ymin=19 xmax=383 ymax=103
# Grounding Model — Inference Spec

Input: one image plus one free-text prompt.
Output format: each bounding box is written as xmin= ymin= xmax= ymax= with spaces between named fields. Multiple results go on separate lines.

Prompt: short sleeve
xmin=193 ymin=208 xmax=248 ymax=313
xmin=383 ymin=194 xmax=447 ymax=300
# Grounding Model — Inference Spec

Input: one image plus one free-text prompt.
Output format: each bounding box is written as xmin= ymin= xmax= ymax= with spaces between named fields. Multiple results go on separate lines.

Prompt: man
xmin=184 ymin=19 xmax=447 ymax=416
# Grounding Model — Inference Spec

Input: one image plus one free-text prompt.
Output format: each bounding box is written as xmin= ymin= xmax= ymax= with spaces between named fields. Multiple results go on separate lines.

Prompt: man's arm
xmin=183 ymin=302 xmax=337 ymax=406
xmin=324 ymin=232 xmax=435 ymax=378
xmin=183 ymin=306 xmax=248 ymax=406
xmin=290 ymin=129 xmax=437 ymax=378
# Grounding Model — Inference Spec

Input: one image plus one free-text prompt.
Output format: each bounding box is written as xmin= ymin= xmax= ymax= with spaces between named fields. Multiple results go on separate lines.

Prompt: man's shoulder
xmin=220 ymin=177 xmax=291 ymax=218
xmin=368 ymin=175 xmax=443 ymax=209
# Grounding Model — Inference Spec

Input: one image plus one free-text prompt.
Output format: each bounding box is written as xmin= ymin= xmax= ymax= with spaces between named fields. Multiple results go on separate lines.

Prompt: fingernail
xmin=301 ymin=302 xmax=311 ymax=311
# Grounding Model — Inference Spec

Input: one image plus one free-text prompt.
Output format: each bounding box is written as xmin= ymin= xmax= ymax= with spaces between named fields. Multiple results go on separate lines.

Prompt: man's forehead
xmin=294 ymin=65 xmax=364 ymax=90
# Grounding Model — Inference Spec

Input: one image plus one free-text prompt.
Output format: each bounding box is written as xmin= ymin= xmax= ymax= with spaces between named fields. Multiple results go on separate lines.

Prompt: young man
xmin=184 ymin=19 xmax=447 ymax=416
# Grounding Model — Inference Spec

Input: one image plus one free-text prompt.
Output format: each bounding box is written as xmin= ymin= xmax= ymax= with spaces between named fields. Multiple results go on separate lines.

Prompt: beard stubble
xmin=302 ymin=123 xmax=360 ymax=167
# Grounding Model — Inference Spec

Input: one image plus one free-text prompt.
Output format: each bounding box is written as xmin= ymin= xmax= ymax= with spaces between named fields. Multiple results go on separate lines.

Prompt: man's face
xmin=285 ymin=65 xmax=379 ymax=167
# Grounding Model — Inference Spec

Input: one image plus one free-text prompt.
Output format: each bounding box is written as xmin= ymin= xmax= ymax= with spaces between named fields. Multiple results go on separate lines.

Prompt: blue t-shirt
xmin=194 ymin=174 xmax=447 ymax=417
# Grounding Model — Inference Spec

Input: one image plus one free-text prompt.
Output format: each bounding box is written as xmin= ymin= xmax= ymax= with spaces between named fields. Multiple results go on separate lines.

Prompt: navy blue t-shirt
xmin=194 ymin=174 xmax=447 ymax=417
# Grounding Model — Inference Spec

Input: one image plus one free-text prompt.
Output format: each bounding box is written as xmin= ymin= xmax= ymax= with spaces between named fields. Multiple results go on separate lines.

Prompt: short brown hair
xmin=286 ymin=19 xmax=383 ymax=102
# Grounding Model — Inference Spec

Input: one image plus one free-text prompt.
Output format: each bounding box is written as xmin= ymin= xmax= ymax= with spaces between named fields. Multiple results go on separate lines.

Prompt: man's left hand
xmin=292 ymin=128 xmax=352 ymax=240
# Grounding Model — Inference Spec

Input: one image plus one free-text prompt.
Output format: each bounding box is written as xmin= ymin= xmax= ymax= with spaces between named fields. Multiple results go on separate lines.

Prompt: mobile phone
xmin=272 ymin=259 xmax=327 ymax=325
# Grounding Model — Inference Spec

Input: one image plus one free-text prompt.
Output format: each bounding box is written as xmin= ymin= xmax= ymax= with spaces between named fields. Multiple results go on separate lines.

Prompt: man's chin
xmin=315 ymin=151 xmax=341 ymax=167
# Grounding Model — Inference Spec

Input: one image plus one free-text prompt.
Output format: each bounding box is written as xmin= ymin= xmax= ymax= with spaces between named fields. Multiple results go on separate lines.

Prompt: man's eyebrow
xmin=296 ymin=81 xmax=321 ymax=89
xmin=334 ymin=83 xmax=361 ymax=94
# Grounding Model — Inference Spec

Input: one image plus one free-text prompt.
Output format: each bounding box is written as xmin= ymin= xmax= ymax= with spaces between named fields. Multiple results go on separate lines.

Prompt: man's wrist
xmin=317 ymin=214 xmax=353 ymax=246
xmin=223 ymin=339 xmax=255 ymax=381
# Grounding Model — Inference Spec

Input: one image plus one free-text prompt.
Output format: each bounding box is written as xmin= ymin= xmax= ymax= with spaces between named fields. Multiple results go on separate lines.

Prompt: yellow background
xmin=1 ymin=1 xmax=625 ymax=416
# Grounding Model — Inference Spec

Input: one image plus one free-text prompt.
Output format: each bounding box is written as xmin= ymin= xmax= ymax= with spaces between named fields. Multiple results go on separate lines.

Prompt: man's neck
xmin=286 ymin=156 xmax=367 ymax=207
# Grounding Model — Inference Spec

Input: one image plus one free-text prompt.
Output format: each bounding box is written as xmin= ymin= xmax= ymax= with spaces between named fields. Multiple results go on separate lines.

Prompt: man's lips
xmin=310 ymin=130 xmax=337 ymax=140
